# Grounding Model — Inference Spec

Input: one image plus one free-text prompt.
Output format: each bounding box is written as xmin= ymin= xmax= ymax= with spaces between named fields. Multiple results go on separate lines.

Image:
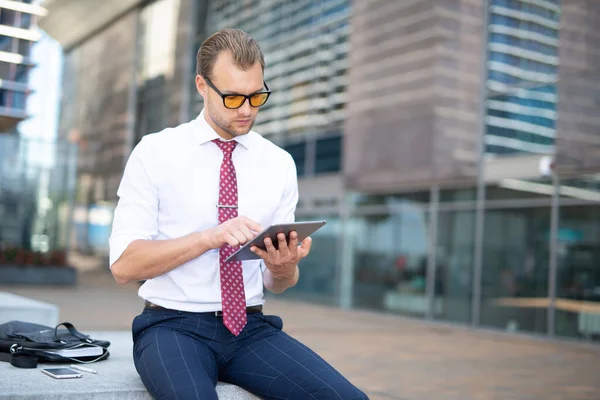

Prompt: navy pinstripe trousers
xmin=132 ymin=306 xmax=369 ymax=400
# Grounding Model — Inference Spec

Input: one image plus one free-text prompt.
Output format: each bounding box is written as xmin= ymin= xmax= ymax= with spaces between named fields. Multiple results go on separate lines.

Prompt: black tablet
xmin=224 ymin=220 xmax=327 ymax=262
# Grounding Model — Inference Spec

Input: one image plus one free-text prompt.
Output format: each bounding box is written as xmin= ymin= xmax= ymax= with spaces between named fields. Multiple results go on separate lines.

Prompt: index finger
xmin=240 ymin=216 xmax=263 ymax=233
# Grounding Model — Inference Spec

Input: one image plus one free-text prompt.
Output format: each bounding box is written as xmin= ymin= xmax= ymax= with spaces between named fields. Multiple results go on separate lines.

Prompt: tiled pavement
xmin=4 ymin=269 xmax=600 ymax=400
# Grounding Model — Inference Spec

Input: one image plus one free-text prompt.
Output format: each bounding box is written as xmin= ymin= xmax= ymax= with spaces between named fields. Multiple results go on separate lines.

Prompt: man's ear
xmin=196 ymin=75 xmax=207 ymax=99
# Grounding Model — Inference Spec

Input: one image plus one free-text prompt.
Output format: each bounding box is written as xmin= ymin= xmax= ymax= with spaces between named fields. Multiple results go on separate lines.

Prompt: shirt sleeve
xmin=108 ymin=139 xmax=159 ymax=268
xmin=261 ymin=153 xmax=299 ymax=273
xmin=271 ymin=153 xmax=299 ymax=224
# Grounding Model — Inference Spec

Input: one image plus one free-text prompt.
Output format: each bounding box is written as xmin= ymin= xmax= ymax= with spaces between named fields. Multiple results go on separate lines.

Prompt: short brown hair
xmin=196 ymin=29 xmax=265 ymax=79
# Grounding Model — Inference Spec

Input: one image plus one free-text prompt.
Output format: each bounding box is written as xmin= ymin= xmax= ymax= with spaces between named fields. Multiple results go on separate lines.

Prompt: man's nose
xmin=238 ymin=99 xmax=252 ymax=116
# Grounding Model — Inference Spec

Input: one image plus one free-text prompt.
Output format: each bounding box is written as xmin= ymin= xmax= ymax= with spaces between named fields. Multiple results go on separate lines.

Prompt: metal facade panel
xmin=555 ymin=0 xmax=600 ymax=174
xmin=345 ymin=0 xmax=486 ymax=191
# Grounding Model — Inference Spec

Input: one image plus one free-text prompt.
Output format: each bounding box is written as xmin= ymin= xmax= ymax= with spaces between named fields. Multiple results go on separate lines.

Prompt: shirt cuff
xmin=108 ymin=236 xmax=140 ymax=268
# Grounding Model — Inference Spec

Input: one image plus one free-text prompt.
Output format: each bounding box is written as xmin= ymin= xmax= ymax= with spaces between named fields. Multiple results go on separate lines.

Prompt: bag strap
xmin=0 ymin=346 xmax=38 ymax=368
xmin=9 ymin=352 xmax=38 ymax=368
xmin=54 ymin=322 xmax=92 ymax=344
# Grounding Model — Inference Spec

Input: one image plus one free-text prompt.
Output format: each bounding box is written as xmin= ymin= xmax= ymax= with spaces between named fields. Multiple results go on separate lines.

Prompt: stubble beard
xmin=209 ymin=108 xmax=255 ymax=138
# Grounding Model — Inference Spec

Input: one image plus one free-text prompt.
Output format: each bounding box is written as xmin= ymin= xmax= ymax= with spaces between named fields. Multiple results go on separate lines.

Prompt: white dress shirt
xmin=109 ymin=110 xmax=298 ymax=312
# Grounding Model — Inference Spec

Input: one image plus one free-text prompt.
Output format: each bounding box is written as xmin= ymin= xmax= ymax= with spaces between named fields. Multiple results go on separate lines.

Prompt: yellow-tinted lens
xmin=223 ymin=95 xmax=245 ymax=108
xmin=250 ymin=93 xmax=269 ymax=107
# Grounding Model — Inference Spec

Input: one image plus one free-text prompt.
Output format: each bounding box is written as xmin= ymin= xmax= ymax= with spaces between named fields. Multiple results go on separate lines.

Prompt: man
xmin=109 ymin=29 xmax=368 ymax=400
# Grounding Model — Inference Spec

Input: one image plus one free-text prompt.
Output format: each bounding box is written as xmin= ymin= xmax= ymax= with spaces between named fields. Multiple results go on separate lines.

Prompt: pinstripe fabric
xmin=132 ymin=307 xmax=368 ymax=400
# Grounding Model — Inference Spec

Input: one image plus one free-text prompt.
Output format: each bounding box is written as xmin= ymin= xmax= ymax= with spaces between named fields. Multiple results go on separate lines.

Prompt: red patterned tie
xmin=213 ymin=139 xmax=247 ymax=336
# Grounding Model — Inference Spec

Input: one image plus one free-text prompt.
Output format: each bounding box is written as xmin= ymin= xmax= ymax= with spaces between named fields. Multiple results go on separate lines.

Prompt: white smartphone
xmin=41 ymin=367 xmax=83 ymax=379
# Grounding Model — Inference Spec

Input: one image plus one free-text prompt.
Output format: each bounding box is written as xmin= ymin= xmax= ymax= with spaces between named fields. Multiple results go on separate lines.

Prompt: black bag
xmin=0 ymin=320 xmax=110 ymax=369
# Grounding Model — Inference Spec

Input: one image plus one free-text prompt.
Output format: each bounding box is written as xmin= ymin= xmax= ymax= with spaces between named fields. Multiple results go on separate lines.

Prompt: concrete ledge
xmin=0 ymin=331 xmax=259 ymax=399
xmin=0 ymin=292 xmax=59 ymax=327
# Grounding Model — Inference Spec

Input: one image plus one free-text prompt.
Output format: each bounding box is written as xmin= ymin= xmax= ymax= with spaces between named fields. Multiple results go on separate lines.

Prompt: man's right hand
xmin=111 ymin=216 xmax=262 ymax=284
xmin=207 ymin=216 xmax=263 ymax=249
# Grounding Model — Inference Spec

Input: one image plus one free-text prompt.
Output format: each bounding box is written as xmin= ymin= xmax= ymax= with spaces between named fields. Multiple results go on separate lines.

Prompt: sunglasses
xmin=203 ymin=76 xmax=271 ymax=109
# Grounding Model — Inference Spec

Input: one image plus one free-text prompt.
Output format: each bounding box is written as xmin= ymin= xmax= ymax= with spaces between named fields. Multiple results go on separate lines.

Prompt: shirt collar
xmin=193 ymin=109 xmax=254 ymax=149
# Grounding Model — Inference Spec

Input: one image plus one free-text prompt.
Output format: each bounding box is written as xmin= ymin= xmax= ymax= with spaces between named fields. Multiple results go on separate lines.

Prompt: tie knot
xmin=213 ymin=139 xmax=237 ymax=156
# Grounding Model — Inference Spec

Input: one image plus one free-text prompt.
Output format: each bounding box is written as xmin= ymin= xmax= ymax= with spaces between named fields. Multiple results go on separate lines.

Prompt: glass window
xmin=490 ymin=94 xmax=556 ymax=111
xmin=486 ymin=124 xmax=555 ymax=145
xmin=352 ymin=207 xmax=430 ymax=317
xmin=440 ymin=181 xmax=557 ymax=204
xmin=480 ymin=207 xmax=550 ymax=334
xmin=353 ymin=191 xmax=430 ymax=207
xmin=314 ymin=135 xmax=341 ymax=174
xmin=283 ymin=141 xmax=306 ymax=176
xmin=272 ymin=214 xmax=341 ymax=306
xmin=134 ymin=0 xmax=179 ymax=143
xmin=555 ymin=203 xmax=600 ymax=342
xmin=440 ymin=188 xmax=476 ymax=202
xmin=0 ymin=89 xmax=26 ymax=109
xmin=17 ymin=38 xmax=30 ymax=57
xmin=19 ymin=12 xmax=31 ymax=30
xmin=0 ymin=9 xmax=17 ymax=26
xmin=15 ymin=65 xmax=28 ymax=83
xmin=12 ymin=91 xmax=26 ymax=109
xmin=434 ymin=209 xmax=475 ymax=323
xmin=0 ymin=35 xmax=12 ymax=51
xmin=0 ymin=136 xmax=76 ymax=253
xmin=57 ymin=11 xmax=137 ymax=254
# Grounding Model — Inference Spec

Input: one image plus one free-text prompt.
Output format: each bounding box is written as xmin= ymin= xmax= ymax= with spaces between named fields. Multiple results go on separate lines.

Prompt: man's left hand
xmin=250 ymin=231 xmax=312 ymax=278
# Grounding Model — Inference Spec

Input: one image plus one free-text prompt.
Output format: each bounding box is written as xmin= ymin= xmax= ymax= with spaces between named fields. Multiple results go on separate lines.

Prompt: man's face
xmin=197 ymin=51 xmax=265 ymax=140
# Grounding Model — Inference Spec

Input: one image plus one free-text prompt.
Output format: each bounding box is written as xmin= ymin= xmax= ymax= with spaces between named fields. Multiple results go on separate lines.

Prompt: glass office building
xmin=0 ymin=0 xmax=46 ymax=131
xmin=341 ymin=0 xmax=600 ymax=343
xmin=0 ymin=1 xmax=75 ymax=256
xmin=41 ymin=0 xmax=600 ymax=343
xmin=40 ymin=0 xmax=201 ymax=255
xmin=0 ymin=137 xmax=76 ymax=252
xmin=194 ymin=0 xmax=349 ymax=176
xmin=485 ymin=0 xmax=560 ymax=155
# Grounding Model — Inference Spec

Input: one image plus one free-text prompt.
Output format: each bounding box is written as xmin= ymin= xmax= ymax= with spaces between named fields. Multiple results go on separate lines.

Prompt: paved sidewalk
xmin=3 ymin=270 xmax=600 ymax=400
